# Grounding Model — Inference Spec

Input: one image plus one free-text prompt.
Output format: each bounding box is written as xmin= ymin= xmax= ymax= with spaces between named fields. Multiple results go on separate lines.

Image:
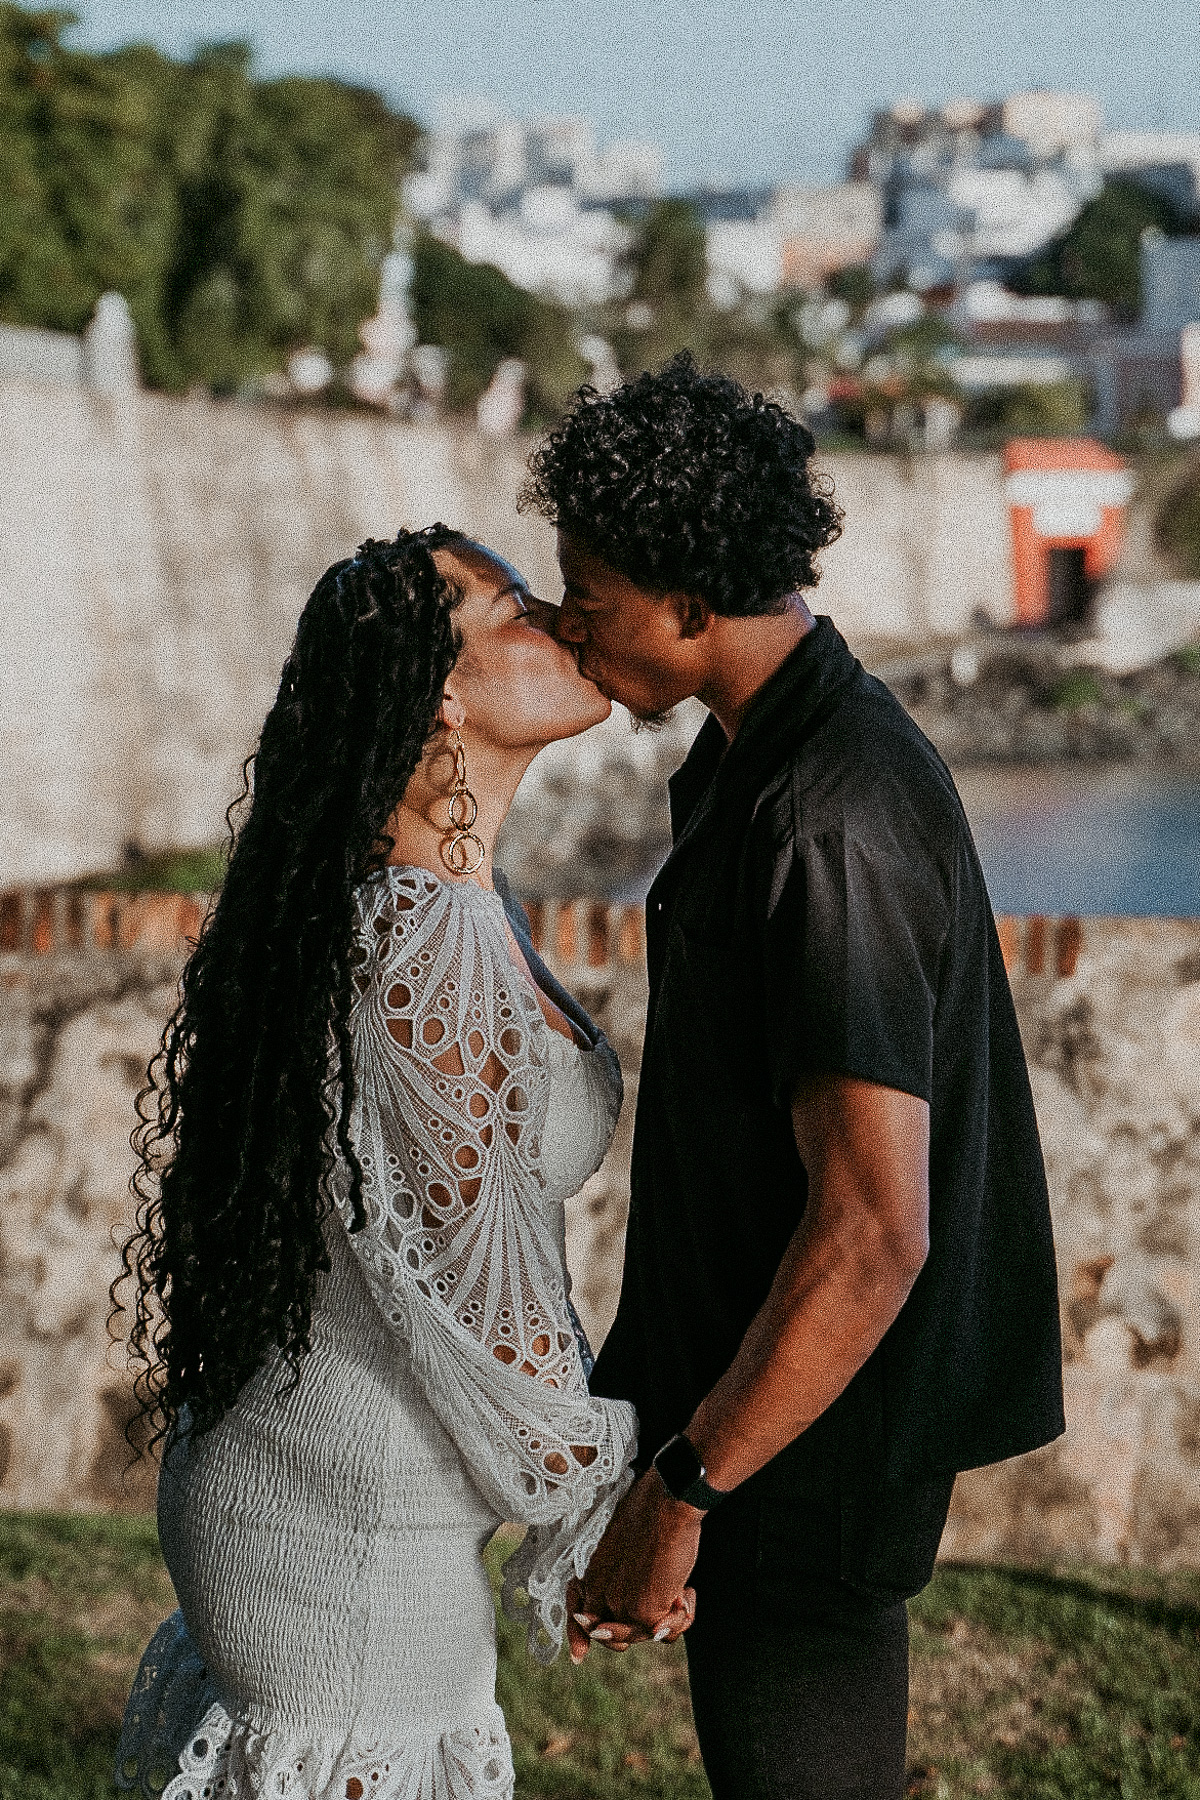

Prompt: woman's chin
xmin=546 ymin=693 xmax=613 ymax=740
xmin=573 ymin=693 xmax=614 ymax=733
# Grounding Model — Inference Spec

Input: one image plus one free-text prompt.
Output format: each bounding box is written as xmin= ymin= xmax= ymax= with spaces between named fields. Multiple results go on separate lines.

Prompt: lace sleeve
xmin=340 ymin=869 xmax=637 ymax=1661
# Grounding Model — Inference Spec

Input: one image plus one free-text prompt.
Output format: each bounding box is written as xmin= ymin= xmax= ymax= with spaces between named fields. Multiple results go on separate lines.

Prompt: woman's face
xmin=433 ymin=541 xmax=612 ymax=749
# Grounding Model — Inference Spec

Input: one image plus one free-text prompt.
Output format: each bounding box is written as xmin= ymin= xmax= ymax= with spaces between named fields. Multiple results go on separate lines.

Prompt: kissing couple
xmin=116 ymin=353 xmax=1063 ymax=1800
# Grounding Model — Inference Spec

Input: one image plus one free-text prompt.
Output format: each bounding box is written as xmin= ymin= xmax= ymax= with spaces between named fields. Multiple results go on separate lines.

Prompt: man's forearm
xmin=683 ymin=1174 xmax=926 ymax=1494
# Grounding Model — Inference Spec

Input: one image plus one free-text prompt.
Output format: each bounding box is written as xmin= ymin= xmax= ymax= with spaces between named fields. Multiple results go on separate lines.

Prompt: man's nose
xmin=523 ymin=596 xmax=560 ymax=635
xmin=552 ymin=600 xmax=586 ymax=645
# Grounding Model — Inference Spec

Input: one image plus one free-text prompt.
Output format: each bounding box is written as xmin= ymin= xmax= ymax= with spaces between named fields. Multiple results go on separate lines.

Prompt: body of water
xmin=954 ymin=764 xmax=1200 ymax=918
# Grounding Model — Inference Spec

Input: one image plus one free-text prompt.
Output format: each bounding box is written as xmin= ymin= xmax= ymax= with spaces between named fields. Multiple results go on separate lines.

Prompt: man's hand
xmin=568 ymin=1470 xmax=702 ymax=1659
xmin=564 ymin=1572 xmax=696 ymax=1663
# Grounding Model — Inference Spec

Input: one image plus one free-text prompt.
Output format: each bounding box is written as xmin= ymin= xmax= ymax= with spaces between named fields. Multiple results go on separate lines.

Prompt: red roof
xmin=1003 ymin=437 xmax=1128 ymax=474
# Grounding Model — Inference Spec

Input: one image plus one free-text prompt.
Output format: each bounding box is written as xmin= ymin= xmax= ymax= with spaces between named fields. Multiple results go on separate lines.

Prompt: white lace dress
xmin=116 ymin=868 xmax=638 ymax=1800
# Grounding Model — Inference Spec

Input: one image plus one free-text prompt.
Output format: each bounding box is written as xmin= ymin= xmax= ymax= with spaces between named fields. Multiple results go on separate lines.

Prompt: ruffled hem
xmin=116 ymin=1612 xmax=514 ymax=1800
xmin=500 ymin=1459 xmax=635 ymax=1664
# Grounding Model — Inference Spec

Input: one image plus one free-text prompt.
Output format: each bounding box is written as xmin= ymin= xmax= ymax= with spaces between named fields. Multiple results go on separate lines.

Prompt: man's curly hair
xmin=520 ymin=351 xmax=843 ymax=617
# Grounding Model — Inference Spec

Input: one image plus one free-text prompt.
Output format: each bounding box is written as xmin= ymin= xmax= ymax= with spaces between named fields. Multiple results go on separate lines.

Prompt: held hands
xmin=565 ymin=1469 xmax=704 ymax=1664
xmin=565 ymin=1577 xmax=696 ymax=1662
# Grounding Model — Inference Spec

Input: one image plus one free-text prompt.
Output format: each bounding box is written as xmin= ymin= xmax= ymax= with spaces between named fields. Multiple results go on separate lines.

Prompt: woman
xmin=115 ymin=526 xmax=690 ymax=1800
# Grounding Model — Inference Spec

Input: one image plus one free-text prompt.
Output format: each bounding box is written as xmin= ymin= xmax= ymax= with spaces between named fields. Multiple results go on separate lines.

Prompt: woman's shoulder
xmin=351 ymin=866 xmax=543 ymax=1031
xmin=354 ymin=864 xmax=509 ymax=942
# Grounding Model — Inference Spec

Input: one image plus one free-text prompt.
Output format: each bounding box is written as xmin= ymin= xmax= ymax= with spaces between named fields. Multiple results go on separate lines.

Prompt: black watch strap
xmin=651 ymin=1433 xmax=729 ymax=1511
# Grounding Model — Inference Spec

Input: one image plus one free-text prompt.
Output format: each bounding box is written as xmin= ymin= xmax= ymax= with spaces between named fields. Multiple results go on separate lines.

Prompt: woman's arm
xmin=341 ymin=874 xmax=638 ymax=1659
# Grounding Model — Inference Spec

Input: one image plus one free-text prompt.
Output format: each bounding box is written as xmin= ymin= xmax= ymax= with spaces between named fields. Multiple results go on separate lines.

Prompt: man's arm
xmin=577 ymin=1072 xmax=930 ymax=1637
xmin=686 ymin=1070 xmax=930 ymax=1486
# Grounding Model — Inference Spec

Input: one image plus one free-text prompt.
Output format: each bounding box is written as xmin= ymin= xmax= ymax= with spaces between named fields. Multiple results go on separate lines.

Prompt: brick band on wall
xmin=0 ymin=887 xmax=209 ymax=957
xmin=0 ymin=883 xmax=1081 ymax=979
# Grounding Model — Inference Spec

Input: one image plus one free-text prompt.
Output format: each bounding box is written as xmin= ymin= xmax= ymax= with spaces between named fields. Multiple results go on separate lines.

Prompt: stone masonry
xmin=0 ymin=889 xmax=1198 ymax=1570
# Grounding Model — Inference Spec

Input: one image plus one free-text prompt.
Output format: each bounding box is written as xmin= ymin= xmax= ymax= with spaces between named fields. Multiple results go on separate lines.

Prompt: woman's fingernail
xmin=573 ymin=1612 xmax=596 ymax=1628
xmin=653 ymin=1623 xmax=672 ymax=1641
xmin=589 ymin=1626 xmax=613 ymax=1640
xmin=613 ymin=1641 xmax=629 ymax=1652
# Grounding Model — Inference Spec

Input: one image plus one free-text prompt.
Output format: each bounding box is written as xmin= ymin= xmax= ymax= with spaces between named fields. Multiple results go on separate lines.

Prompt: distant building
xmin=452 ymin=192 xmax=630 ymax=305
xmin=1001 ymin=92 xmax=1103 ymax=160
xmin=947 ymin=280 xmax=1105 ymax=392
xmin=1100 ymin=132 xmax=1200 ymax=218
xmin=773 ymin=183 xmax=881 ymax=288
xmin=1086 ymin=233 xmax=1199 ymax=438
xmin=686 ymin=189 xmax=779 ymax=300
xmin=1169 ymin=320 xmax=1200 ymax=438
xmin=405 ymin=110 xmax=662 ymax=304
xmin=857 ymin=93 xmax=1102 ymax=292
xmin=1141 ymin=231 xmax=1200 ymax=336
xmin=1090 ymin=336 xmax=1183 ymax=439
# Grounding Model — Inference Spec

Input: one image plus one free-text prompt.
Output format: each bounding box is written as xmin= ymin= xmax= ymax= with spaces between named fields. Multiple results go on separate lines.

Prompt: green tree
xmin=878 ymin=313 xmax=960 ymax=379
xmin=1155 ymin=454 xmax=1200 ymax=579
xmin=1012 ymin=177 xmax=1188 ymax=318
xmin=0 ymin=6 xmax=421 ymax=391
xmin=611 ymin=198 xmax=709 ymax=373
xmin=161 ymin=44 xmax=420 ymax=392
xmin=604 ymin=200 xmax=812 ymax=399
xmin=0 ymin=9 xmax=180 ymax=370
xmin=960 ymin=380 xmax=1090 ymax=442
xmin=408 ymin=231 xmax=586 ymax=423
xmin=825 ymin=262 xmax=875 ymax=316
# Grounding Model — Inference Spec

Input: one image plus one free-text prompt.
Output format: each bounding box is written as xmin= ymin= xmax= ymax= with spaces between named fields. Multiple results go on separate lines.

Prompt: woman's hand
xmin=565 ymin=1575 xmax=696 ymax=1663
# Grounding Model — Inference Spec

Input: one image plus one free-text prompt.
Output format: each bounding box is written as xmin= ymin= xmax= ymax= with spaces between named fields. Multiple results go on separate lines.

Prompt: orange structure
xmin=1003 ymin=438 xmax=1133 ymax=627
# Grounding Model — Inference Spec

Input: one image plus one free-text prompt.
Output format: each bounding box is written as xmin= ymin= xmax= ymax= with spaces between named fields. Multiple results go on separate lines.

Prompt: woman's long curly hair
xmin=115 ymin=524 xmax=468 ymax=1447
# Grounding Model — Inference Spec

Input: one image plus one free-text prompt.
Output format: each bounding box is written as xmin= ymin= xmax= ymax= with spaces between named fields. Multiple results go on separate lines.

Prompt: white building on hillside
xmin=405 ymin=108 xmax=662 ymax=304
xmin=1001 ymin=91 xmax=1103 ymax=160
xmin=453 ymin=191 xmax=631 ymax=305
xmin=860 ymin=93 xmax=1103 ymax=291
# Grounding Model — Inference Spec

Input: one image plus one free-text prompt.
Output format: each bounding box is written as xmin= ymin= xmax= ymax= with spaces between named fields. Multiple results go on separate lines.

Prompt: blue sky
xmin=76 ymin=0 xmax=1200 ymax=188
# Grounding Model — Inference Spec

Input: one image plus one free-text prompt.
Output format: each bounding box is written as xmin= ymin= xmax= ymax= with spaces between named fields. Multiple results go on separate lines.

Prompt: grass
xmin=77 ymin=844 xmax=227 ymax=893
xmin=2 ymin=1515 xmax=1199 ymax=1800
xmin=1050 ymin=671 xmax=1107 ymax=714
xmin=0 ymin=1514 xmax=169 ymax=1800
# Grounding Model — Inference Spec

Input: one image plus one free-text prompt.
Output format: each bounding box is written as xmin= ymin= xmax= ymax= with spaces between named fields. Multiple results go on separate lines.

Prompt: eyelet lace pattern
xmin=116 ymin=1613 xmax=514 ymax=1800
xmin=118 ymin=870 xmax=635 ymax=1798
xmin=340 ymin=870 xmax=636 ymax=1660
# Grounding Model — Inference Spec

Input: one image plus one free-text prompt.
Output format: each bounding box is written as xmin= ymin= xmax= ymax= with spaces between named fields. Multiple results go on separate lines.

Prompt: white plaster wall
xmin=0 ymin=380 xmax=1018 ymax=888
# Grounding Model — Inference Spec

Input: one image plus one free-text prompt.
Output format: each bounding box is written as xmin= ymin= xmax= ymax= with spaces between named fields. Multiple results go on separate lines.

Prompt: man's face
xmin=553 ymin=531 xmax=705 ymax=722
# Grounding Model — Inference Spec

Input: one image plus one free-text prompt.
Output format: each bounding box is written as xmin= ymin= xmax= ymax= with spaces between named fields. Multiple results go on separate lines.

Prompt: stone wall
xmin=2 ymin=892 xmax=1198 ymax=1564
xmin=942 ymin=916 xmax=1200 ymax=1569
xmin=0 ymin=891 xmax=204 ymax=1510
xmin=1 ymin=374 xmax=1039 ymax=892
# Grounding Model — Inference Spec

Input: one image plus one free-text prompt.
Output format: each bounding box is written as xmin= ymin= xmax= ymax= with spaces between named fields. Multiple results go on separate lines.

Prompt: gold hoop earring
xmin=441 ymin=731 xmax=486 ymax=876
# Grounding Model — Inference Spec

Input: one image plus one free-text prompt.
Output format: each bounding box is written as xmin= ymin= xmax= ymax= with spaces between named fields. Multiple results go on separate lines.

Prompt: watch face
xmin=654 ymin=1434 xmax=704 ymax=1499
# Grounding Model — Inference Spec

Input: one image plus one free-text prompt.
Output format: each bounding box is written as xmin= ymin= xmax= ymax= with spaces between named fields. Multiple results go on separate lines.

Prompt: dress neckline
xmin=378 ymin=862 xmax=503 ymax=902
xmin=372 ymin=863 xmax=597 ymax=1060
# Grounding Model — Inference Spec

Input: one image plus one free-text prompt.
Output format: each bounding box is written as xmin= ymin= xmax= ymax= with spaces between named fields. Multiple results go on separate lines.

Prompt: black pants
xmin=684 ymin=1449 xmax=955 ymax=1800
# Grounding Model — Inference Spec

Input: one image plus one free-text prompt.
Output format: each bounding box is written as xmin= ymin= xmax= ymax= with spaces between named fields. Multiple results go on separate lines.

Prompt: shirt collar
xmin=667 ymin=616 xmax=861 ymax=841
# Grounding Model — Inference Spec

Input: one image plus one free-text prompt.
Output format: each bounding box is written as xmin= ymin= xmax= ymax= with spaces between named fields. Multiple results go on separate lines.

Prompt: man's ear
xmin=674 ymin=592 xmax=712 ymax=642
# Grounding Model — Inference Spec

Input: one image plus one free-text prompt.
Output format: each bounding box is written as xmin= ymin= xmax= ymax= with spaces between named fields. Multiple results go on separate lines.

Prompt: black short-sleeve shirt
xmin=591 ymin=618 xmax=1065 ymax=1489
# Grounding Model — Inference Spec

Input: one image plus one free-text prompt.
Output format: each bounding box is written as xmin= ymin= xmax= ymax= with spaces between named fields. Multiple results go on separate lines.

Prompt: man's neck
xmin=694 ymin=598 xmax=816 ymax=741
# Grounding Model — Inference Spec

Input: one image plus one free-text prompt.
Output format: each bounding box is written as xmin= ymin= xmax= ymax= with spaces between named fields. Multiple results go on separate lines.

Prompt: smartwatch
xmin=651 ymin=1433 xmax=729 ymax=1512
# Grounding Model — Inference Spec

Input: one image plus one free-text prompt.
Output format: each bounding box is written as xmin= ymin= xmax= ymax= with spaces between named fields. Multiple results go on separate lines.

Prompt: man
xmin=519 ymin=353 xmax=1065 ymax=1800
